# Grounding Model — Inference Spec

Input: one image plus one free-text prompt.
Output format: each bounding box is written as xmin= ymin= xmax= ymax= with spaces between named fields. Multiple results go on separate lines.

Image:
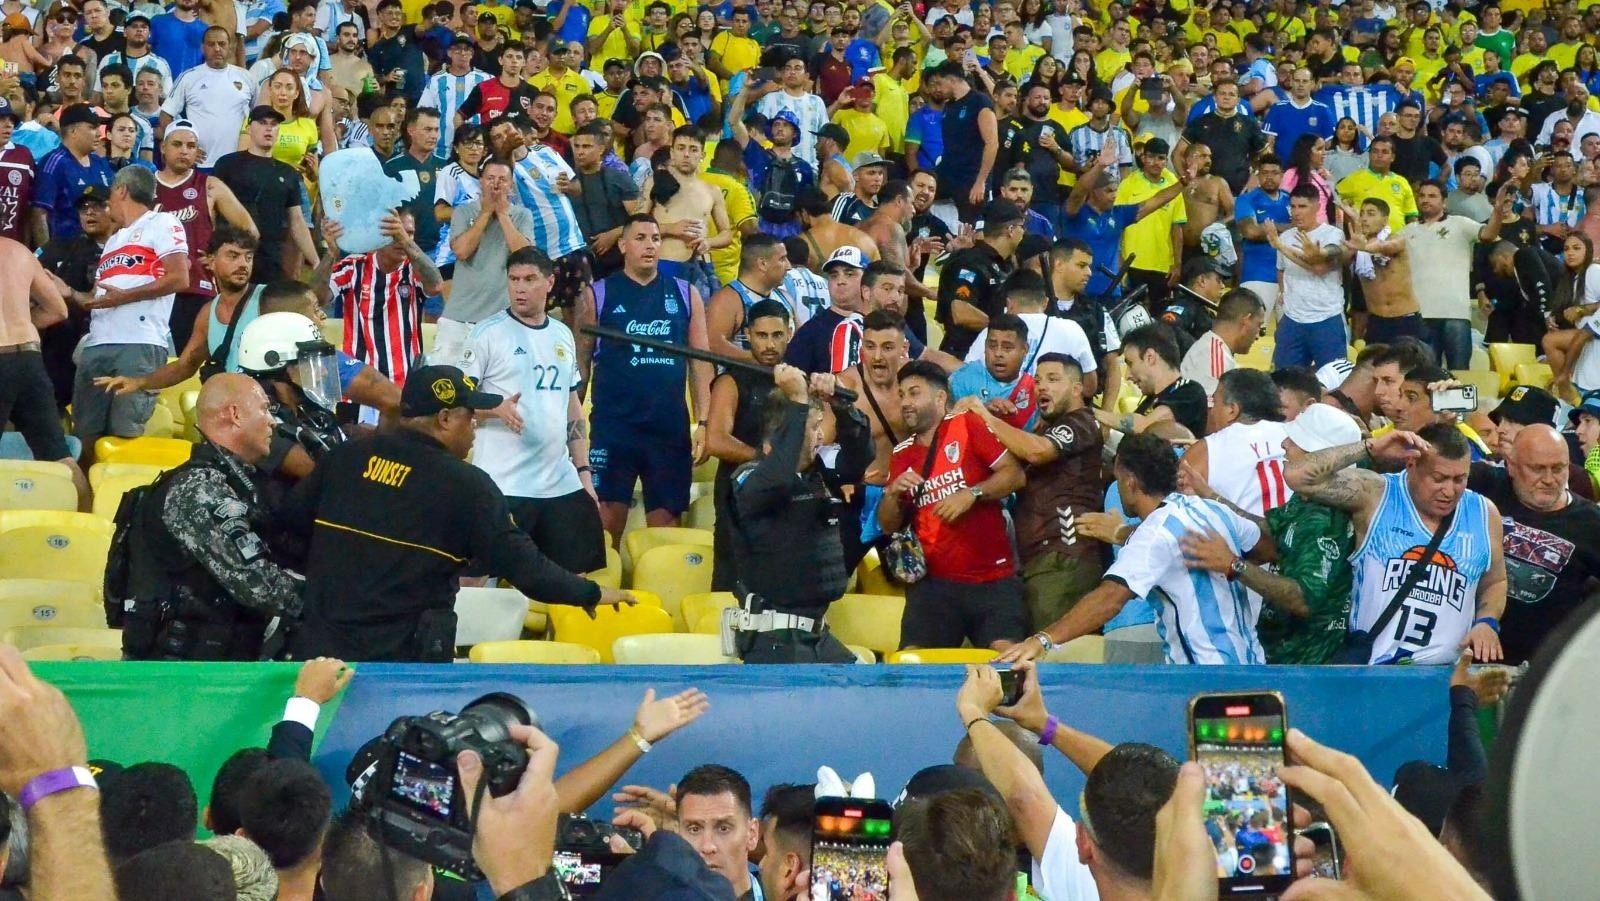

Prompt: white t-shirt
xmin=1574 ymin=309 xmax=1600 ymax=392
xmin=462 ymin=310 xmax=583 ymax=499
xmin=161 ymin=64 xmax=257 ymax=169
xmin=964 ymin=312 xmax=1098 ymax=376
xmin=1179 ymin=330 xmax=1235 ymax=396
xmin=1401 ymin=215 xmax=1481 ymax=321
xmin=755 ymin=90 xmax=829 ymax=168
xmin=1031 ymin=807 xmax=1100 ymax=901
xmin=1277 ymin=223 xmax=1346 ymax=323
xmin=88 ymin=209 xmax=188 ymax=348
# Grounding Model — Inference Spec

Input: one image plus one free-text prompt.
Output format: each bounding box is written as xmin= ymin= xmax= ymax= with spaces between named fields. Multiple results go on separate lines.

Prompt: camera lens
xmin=460 ymin=692 xmax=536 ymax=744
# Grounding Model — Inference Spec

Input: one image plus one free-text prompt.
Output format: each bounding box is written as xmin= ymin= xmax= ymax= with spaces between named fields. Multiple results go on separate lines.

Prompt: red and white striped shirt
xmin=330 ymin=252 xmax=425 ymax=386
xmin=88 ymin=208 xmax=187 ymax=348
xmin=1179 ymin=330 xmax=1237 ymax=396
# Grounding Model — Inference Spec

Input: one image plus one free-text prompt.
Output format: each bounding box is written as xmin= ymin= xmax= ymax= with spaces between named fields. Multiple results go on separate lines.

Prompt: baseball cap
xmin=1394 ymin=55 xmax=1417 ymax=68
xmin=0 ymin=98 xmax=17 ymax=123
xmin=852 ymin=150 xmax=889 ymax=171
xmin=75 ymin=185 xmax=110 ymax=208
xmin=1570 ymin=390 xmax=1600 ymax=424
xmin=853 ymin=75 xmax=875 ymax=91
xmin=399 ymin=365 xmax=503 ymax=417
xmin=124 ymin=12 xmax=151 ymax=26
xmin=1063 ymin=70 xmax=1086 ymax=85
xmin=449 ymin=31 xmax=475 ymax=47
xmin=1315 ymin=358 xmax=1355 ymax=391
xmin=893 ymin=764 xmax=1003 ymax=808
xmin=284 ymin=32 xmax=318 ymax=53
xmin=1283 ymin=403 xmax=1362 ymax=454
xmin=822 ymin=246 xmax=868 ymax=272
xmin=1489 ymin=385 xmax=1558 ymax=426
xmin=981 ymin=199 xmax=1025 ymax=228
xmin=813 ymin=122 xmax=851 ymax=147
xmin=2 ymin=13 xmax=30 ymax=31
xmin=163 ymin=118 xmax=199 ymax=143
xmin=57 ymin=103 xmax=108 ymax=130
xmin=248 ymin=104 xmax=286 ymax=124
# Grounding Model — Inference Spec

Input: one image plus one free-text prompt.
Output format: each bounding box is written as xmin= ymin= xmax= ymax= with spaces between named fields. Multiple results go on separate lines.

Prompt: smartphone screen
xmin=1190 ymin=692 xmax=1294 ymax=896
xmin=388 ymin=751 xmax=455 ymax=822
xmin=811 ymin=797 xmax=894 ymax=901
xmin=1303 ymin=822 xmax=1342 ymax=880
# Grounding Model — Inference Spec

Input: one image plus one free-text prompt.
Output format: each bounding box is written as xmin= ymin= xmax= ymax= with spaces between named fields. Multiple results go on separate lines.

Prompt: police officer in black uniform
xmin=1157 ymin=256 xmax=1228 ymax=356
xmin=278 ymin=365 xmax=634 ymax=662
xmin=237 ymin=311 xmax=348 ymax=489
xmin=935 ymin=200 xmax=1027 ymax=357
xmin=726 ymin=363 xmax=874 ymax=663
xmin=117 ymin=373 xmax=303 ymax=660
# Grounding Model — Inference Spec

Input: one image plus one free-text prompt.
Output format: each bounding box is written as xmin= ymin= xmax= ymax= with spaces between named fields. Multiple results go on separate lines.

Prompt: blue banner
xmin=316 ymin=664 xmax=1451 ymax=818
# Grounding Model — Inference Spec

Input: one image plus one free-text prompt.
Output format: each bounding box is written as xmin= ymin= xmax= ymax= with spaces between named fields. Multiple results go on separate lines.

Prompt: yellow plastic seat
xmin=90 ymin=470 xmax=164 ymax=519
xmin=156 ymin=370 xmax=202 ymax=423
xmin=1043 ymin=635 xmax=1106 ymax=663
xmin=467 ymin=640 xmax=601 ymax=664
xmin=421 ymin=322 xmax=438 ymax=354
xmin=685 ymin=493 xmax=717 ymax=530
xmin=1512 ymin=362 xmax=1555 ymax=391
xmin=88 ymin=462 xmax=168 ymax=489
xmin=587 ymin=545 xmax=623 ymax=590
xmin=855 ymin=549 xmax=904 ymax=598
xmin=0 ymin=591 xmax=106 ymax=632
xmin=94 ymin=436 xmax=193 ymax=467
xmin=139 ymin=402 xmax=178 ymax=439
xmin=1 ymin=626 xmax=121 ymax=652
xmin=692 ymin=456 xmax=718 ymax=483
xmin=0 ymin=460 xmax=78 ymax=512
xmin=1488 ymin=343 xmax=1538 ymax=393
xmin=681 ymin=591 xmax=737 ymax=635
xmin=22 ymin=643 xmax=123 ymax=661
xmin=0 ymin=579 xmax=101 ymax=609
xmin=623 ymin=526 xmax=713 ymax=573
xmin=886 ymin=648 xmax=1000 ymax=664
xmin=547 ymin=603 xmax=674 ymax=663
xmin=613 ymin=633 xmax=740 ymax=664
xmin=1451 ymin=369 xmax=1503 ymax=405
xmin=0 ymin=512 xmax=114 ymax=583
xmin=631 ymin=544 xmax=712 ymax=629
xmin=1469 ymin=345 xmax=1490 ymax=372
xmin=179 ymin=390 xmax=201 ymax=442
xmin=825 ymin=593 xmax=906 ymax=657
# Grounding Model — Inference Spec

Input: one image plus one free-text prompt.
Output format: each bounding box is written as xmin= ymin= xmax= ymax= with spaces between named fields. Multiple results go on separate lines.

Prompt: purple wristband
xmin=18 ymin=767 xmax=97 ymax=811
xmin=1038 ymin=714 xmax=1060 ymax=746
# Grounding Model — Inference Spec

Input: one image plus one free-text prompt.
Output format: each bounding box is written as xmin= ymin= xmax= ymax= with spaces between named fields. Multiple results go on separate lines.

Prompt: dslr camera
xmin=553 ymin=814 xmax=644 ymax=896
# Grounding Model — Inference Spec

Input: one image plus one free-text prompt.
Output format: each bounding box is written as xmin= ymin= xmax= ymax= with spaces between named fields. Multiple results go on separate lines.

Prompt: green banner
xmin=35 ymin=662 xmax=340 ymax=830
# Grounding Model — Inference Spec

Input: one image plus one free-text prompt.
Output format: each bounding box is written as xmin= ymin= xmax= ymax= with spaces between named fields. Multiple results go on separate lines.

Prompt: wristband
xmin=627 ymin=727 xmax=653 ymax=753
xmin=963 ymin=716 xmax=989 ymax=733
xmin=575 ymin=465 xmax=592 ymax=474
xmin=1038 ymin=715 xmax=1060 ymax=746
xmin=1473 ymin=616 xmax=1501 ymax=634
xmin=18 ymin=767 xmax=97 ymax=811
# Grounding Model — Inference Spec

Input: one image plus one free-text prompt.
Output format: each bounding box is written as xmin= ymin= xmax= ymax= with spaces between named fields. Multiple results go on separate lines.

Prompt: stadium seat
xmin=1469 ymin=345 xmax=1490 ymax=373
xmin=320 ymin=318 xmax=344 ymax=349
xmin=421 ymin=322 xmax=438 ymax=354
xmin=1513 ymin=362 xmax=1555 ymax=392
xmin=692 ymin=456 xmax=718 ymax=484
xmin=588 ymin=545 xmax=623 ymax=590
xmin=845 ymin=644 xmax=876 ymax=664
xmin=0 ymin=512 xmax=114 ymax=583
xmin=681 ymin=591 xmax=737 ymax=635
xmin=623 ymin=526 xmax=713 ymax=571
xmin=454 ymin=586 xmax=530 ymax=647
xmin=1 ymin=626 xmax=121 ymax=652
xmin=0 ymin=590 xmax=107 ymax=632
xmin=1043 ymin=635 xmax=1107 ymax=664
xmin=855 ymin=549 xmax=904 ymax=597
xmin=94 ymin=436 xmax=193 ymax=468
xmin=88 ymin=462 xmax=169 ymax=489
xmin=1488 ymin=343 xmax=1538 ymax=393
xmin=824 ymin=593 xmax=905 ymax=657
xmin=22 ymin=643 xmax=123 ymax=661
xmin=685 ymin=493 xmax=716 ymax=530
xmin=139 ymin=402 xmax=179 ymax=439
xmin=156 ymin=370 xmax=202 ymax=426
xmin=886 ymin=648 xmax=999 ymax=664
xmin=1451 ymin=370 xmax=1502 ymax=405
xmin=90 ymin=469 xmax=164 ymax=519
xmin=547 ymin=603 xmax=674 ymax=663
xmin=613 ymin=633 xmax=740 ymax=664
xmin=0 ymin=460 xmax=78 ymax=512
xmin=179 ymin=390 xmax=201 ymax=442
xmin=466 ymin=640 xmax=601 ymax=664
xmin=631 ymin=544 xmax=713 ymax=629
xmin=0 ymin=579 xmax=101 ymax=610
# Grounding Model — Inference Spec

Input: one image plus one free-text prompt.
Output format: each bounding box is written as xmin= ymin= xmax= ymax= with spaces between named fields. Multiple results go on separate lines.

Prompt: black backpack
xmin=757 ymin=155 xmax=802 ymax=223
xmin=103 ymin=481 xmax=163 ymax=628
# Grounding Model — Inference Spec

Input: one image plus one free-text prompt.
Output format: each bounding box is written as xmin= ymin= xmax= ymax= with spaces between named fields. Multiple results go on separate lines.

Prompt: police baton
xmin=580 ymin=324 xmax=858 ymax=403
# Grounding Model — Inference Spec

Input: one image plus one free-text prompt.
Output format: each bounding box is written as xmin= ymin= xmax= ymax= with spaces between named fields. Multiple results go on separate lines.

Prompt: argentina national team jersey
xmin=1106 ymin=493 xmax=1265 ymax=664
xmin=591 ymin=272 xmax=693 ymax=429
xmin=420 ymin=69 xmax=492 ymax=157
xmin=462 ymin=310 xmax=582 ymax=499
xmin=512 ymin=146 xmax=586 ymax=259
xmin=1350 ymin=472 xmax=1493 ymax=665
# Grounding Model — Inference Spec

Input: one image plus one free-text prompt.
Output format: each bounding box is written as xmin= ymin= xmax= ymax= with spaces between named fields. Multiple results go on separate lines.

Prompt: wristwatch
xmin=969 ymin=486 xmax=986 ymax=500
xmin=497 ymin=874 xmax=570 ymax=901
xmin=1032 ymin=631 xmax=1058 ymax=651
xmin=1228 ymin=558 xmax=1247 ymax=581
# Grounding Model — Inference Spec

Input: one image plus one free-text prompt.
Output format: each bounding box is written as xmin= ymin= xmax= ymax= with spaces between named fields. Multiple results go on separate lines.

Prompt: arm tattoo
xmin=1289 ymin=442 xmax=1379 ymax=511
xmin=567 ymin=417 xmax=587 ymax=442
xmin=1118 ymin=413 xmax=1135 ymax=433
xmin=409 ymin=251 xmax=445 ymax=291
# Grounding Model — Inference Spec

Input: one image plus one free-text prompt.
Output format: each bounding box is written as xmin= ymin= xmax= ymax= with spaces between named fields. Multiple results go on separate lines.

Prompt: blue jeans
xmin=1274 ymin=314 xmax=1348 ymax=369
xmin=1423 ymin=318 xmax=1473 ymax=370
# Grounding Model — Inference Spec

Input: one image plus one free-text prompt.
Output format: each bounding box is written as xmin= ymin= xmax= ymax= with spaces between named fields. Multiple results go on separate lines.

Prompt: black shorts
xmin=1 ymin=349 xmax=70 ymax=460
xmin=901 ymin=575 xmax=1028 ymax=650
xmin=1364 ymin=311 xmax=1424 ymax=345
xmin=551 ymin=250 xmax=595 ymax=312
xmin=506 ymin=489 xmax=608 ymax=575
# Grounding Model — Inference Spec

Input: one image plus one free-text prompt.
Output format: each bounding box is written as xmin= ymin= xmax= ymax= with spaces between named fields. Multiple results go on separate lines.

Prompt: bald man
xmin=1468 ymin=423 xmax=1600 ymax=665
xmin=118 ymin=372 xmax=303 ymax=660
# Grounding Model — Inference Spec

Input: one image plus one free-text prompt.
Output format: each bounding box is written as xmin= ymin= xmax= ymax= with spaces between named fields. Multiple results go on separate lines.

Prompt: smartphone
xmin=1431 ymin=384 xmax=1478 ymax=414
xmin=751 ymin=66 xmax=776 ymax=83
xmin=997 ymin=668 xmax=1024 ymax=706
xmin=812 ymin=797 xmax=894 ymax=900
xmin=1301 ymin=821 xmax=1342 ymax=880
xmin=1140 ymin=75 xmax=1164 ymax=102
xmin=1189 ymin=691 xmax=1295 ymax=897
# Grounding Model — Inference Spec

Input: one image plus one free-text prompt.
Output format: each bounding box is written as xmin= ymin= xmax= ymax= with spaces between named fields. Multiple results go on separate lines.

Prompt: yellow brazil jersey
xmin=1005 ymin=43 xmax=1046 ymax=83
xmin=1207 ymin=28 xmax=1243 ymax=58
xmin=1500 ymin=0 xmax=1540 ymax=14
xmin=710 ymin=32 xmax=761 ymax=87
xmin=528 ymin=68 xmax=590 ymax=135
xmin=1372 ymin=421 xmax=1490 ymax=456
xmin=704 ymin=168 xmax=756 ymax=285
xmin=625 ymin=0 xmax=688 ymax=29
xmin=1095 ymin=48 xmax=1132 ymax=84
xmin=595 ymin=89 xmax=625 ymax=121
xmin=252 ymin=115 xmax=319 ymax=168
xmin=1511 ymin=52 xmax=1544 ymax=91
xmin=587 ymin=16 xmax=640 ymax=73
xmin=1230 ymin=18 xmax=1257 ymax=38
xmin=1049 ymin=105 xmax=1089 ymax=186
xmin=833 ymin=108 xmax=891 ymax=159
xmin=1550 ymin=42 xmax=1584 ymax=72
xmin=1264 ymin=13 xmax=1306 ymax=43
xmin=1404 ymin=25 xmax=1431 ymax=58
xmin=479 ymin=2 xmax=516 ymax=35
xmin=1116 ymin=168 xmax=1186 ymax=273
xmin=1459 ymin=45 xmax=1486 ymax=71
xmin=1411 ymin=54 xmax=1447 ymax=102
xmin=1336 ymin=168 xmax=1418 ymax=233
xmin=873 ymin=72 xmax=911 ymax=152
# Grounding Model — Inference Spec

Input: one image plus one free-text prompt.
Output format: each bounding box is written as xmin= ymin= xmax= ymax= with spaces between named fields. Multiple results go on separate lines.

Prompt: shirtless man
xmin=1180 ymin=142 xmax=1235 ymax=251
xmin=815 ymin=123 xmax=854 ymax=199
xmin=0 ymin=236 xmax=88 ymax=508
xmin=797 ymin=186 xmax=879 ymax=274
xmin=860 ymin=178 xmax=938 ymax=307
xmin=641 ymin=125 xmax=732 ymax=296
xmin=1344 ymin=197 xmax=1422 ymax=345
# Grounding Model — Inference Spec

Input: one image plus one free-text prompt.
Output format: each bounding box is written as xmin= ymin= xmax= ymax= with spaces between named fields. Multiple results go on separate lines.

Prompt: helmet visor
xmin=292 ymin=340 xmax=341 ymax=411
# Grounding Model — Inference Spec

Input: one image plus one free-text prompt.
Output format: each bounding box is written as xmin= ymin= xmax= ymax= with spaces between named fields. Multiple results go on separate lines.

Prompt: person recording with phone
xmin=1378 ymin=366 xmax=1493 ymax=461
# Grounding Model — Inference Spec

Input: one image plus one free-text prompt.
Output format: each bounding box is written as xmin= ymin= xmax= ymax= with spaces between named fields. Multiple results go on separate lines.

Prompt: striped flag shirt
xmin=419 ymin=68 xmax=492 ymax=158
xmin=1065 ymin=121 xmax=1133 ymax=173
xmin=1531 ymin=183 xmax=1585 ymax=230
xmin=511 ymin=145 xmax=586 ymax=259
xmin=828 ymin=313 xmax=864 ymax=373
xmin=331 ymin=251 xmax=426 ymax=386
xmin=1106 ymin=493 xmax=1265 ymax=664
xmin=1315 ymin=86 xmax=1394 ymax=137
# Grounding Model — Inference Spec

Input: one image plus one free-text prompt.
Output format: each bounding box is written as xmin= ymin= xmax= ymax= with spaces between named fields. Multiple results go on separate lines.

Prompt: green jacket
xmin=1258 ymin=494 xmax=1354 ymax=665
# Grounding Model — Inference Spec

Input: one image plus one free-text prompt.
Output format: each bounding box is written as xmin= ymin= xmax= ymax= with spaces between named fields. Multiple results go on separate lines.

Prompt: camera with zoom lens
xmin=364 ymin=692 xmax=534 ymax=879
xmin=554 ymin=814 xmax=643 ymax=896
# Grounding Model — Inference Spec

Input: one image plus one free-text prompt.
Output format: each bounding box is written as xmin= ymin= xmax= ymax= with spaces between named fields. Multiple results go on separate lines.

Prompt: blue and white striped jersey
xmin=418 ymin=69 xmax=492 ymax=158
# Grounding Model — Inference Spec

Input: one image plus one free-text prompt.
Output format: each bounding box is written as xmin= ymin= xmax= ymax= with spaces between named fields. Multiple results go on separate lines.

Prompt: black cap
xmin=248 ymin=104 xmax=285 ymax=124
xmin=399 ymin=366 xmax=503 ymax=417
xmin=449 ymin=31 xmax=475 ymax=47
xmin=125 ymin=12 xmax=151 ymax=25
xmin=1063 ymin=70 xmax=1086 ymax=85
xmin=894 ymin=765 xmax=1003 ymax=808
xmin=813 ymin=122 xmax=850 ymax=147
xmin=1018 ymin=232 xmax=1051 ymax=261
xmin=1391 ymin=760 xmax=1461 ymax=837
xmin=1489 ymin=385 xmax=1558 ymax=426
xmin=57 ymin=103 xmax=108 ymax=130
xmin=981 ymin=199 xmax=1025 ymax=227
xmin=74 ymin=185 xmax=109 ymax=208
